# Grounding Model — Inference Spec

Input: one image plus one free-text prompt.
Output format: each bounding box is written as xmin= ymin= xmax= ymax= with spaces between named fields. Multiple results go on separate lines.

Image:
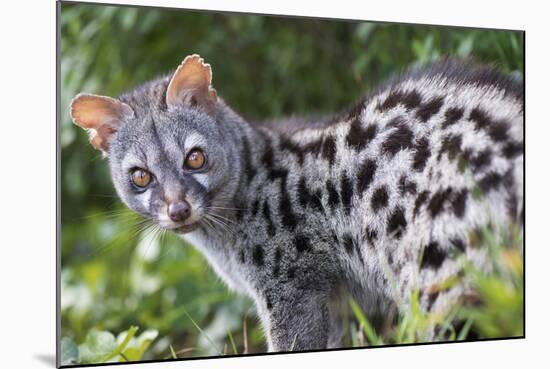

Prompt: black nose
xmin=168 ymin=201 xmax=191 ymax=222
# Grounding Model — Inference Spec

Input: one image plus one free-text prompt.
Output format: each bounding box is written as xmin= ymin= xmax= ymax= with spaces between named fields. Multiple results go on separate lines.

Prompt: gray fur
xmin=75 ymin=59 xmax=524 ymax=351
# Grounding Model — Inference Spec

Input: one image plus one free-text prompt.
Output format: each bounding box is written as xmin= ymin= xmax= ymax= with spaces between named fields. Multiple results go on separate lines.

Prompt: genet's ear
xmin=70 ymin=93 xmax=134 ymax=153
xmin=166 ymin=54 xmax=218 ymax=112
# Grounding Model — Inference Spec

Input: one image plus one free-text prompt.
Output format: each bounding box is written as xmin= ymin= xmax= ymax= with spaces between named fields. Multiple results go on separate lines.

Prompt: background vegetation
xmin=60 ymin=2 xmax=524 ymax=365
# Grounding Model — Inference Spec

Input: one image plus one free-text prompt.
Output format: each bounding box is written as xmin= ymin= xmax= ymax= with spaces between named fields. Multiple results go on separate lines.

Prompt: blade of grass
xmin=181 ymin=306 xmax=222 ymax=355
xmin=227 ymin=330 xmax=238 ymax=355
xmin=457 ymin=319 xmax=474 ymax=340
xmin=169 ymin=345 xmax=177 ymax=359
xmin=242 ymin=318 xmax=249 ymax=354
xmin=349 ymin=298 xmax=383 ymax=345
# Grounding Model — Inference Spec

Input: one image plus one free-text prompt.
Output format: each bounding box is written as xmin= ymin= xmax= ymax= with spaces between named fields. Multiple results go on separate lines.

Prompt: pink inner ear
xmin=71 ymin=94 xmax=133 ymax=129
xmin=166 ymin=54 xmax=217 ymax=108
xmin=70 ymin=93 xmax=134 ymax=151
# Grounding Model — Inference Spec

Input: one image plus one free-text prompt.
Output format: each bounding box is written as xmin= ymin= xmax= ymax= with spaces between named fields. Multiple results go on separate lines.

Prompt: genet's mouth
xmin=171 ymin=222 xmax=200 ymax=234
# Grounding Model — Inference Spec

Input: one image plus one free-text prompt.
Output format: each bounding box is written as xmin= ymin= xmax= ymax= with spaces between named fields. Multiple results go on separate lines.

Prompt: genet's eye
xmin=184 ymin=148 xmax=206 ymax=170
xmin=131 ymin=169 xmax=151 ymax=188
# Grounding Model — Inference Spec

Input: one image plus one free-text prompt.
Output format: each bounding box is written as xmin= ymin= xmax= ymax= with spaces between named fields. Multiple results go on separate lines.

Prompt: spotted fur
xmin=73 ymin=59 xmax=524 ymax=352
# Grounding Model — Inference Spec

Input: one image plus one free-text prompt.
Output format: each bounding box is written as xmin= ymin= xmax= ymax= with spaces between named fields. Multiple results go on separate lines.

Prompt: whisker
xmin=203 ymin=214 xmax=233 ymax=236
xmin=205 ymin=206 xmax=246 ymax=212
xmin=204 ymin=214 xmax=235 ymax=236
xmin=85 ymin=217 xmax=154 ymax=258
xmin=207 ymin=212 xmax=238 ymax=226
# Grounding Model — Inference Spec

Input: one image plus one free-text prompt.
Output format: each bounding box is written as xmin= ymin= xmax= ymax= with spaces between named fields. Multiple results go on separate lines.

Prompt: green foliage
xmin=60 ymin=2 xmax=523 ymax=363
xmin=458 ymin=225 xmax=524 ymax=337
xmin=61 ymin=326 xmax=158 ymax=365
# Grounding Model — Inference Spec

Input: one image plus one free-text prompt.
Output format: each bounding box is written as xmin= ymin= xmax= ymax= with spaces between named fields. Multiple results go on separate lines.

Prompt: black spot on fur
xmin=287 ymin=267 xmax=296 ymax=279
xmin=275 ymin=248 xmax=282 ymax=262
xmin=450 ymin=237 xmax=466 ymax=253
xmin=342 ymin=233 xmax=354 ymax=254
xmin=387 ymin=207 xmax=407 ymax=239
xmin=279 ymin=137 xmax=305 ymax=165
xmin=469 ymin=107 xmax=510 ymax=142
xmin=266 ymin=294 xmax=273 ymax=310
xmin=331 ymin=232 xmax=339 ymax=245
xmin=357 ymin=159 xmax=377 ymax=194
xmin=322 ymin=136 xmax=337 ymax=166
xmin=469 ymin=107 xmax=489 ymax=130
xmin=371 ymin=186 xmax=389 ymax=211
xmin=268 ymin=168 xmax=288 ymax=182
xmin=310 ymin=189 xmax=324 ymax=212
xmin=451 ymin=189 xmax=468 ymax=218
xmin=303 ymin=137 xmax=324 ymax=155
xmin=252 ymin=245 xmax=264 ymax=266
xmin=241 ymin=136 xmax=257 ymax=183
xmin=427 ymin=291 xmax=439 ymax=311
xmin=382 ymin=121 xmax=414 ymax=156
xmin=364 ymin=124 xmax=378 ymax=142
xmin=261 ymin=146 xmax=274 ymax=170
xmin=428 ymin=188 xmax=452 ymax=218
xmin=262 ymin=200 xmax=276 ymax=236
xmin=478 ymin=171 xmax=503 ymax=193
xmin=239 ymin=249 xmax=245 ymax=263
xmin=279 ymin=180 xmax=297 ymax=231
xmin=399 ymin=175 xmax=417 ymax=196
xmin=346 ymin=118 xmax=378 ymax=151
xmin=235 ymin=207 xmax=245 ymax=221
xmin=438 ymin=134 xmax=462 ymax=161
xmin=421 ymin=241 xmax=446 ymax=269
xmin=442 ymin=107 xmax=464 ymax=129
xmin=503 ymin=168 xmax=519 ymax=221
xmin=378 ymin=89 xmax=422 ymax=111
xmin=251 ymin=199 xmax=260 ymax=217
xmin=294 ymin=235 xmax=311 ymax=253
xmin=413 ymin=137 xmax=431 ymax=171
xmin=365 ymin=227 xmax=378 ymax=246
xmin=297 ymin=177 xmax=310 ymax=208
xmin=401 ymin=90 xmax=423 ymax=109
xmin=502 ymin=141 xmax=523 ymax=158
xmin=340 ymin=173 xmax=354 ymax=213
xmin=470 ymin=149 xmax=493 ymax=172
xmin=414 ymin=190 xmax=430 ymax=217
xmin=488 ymin=121 xmax=510 ymax=142
xmin=326 ymin=180 xmax=340 ymax=210
xmin=416 ymin=96 xmax=444 ymax=122
xmin=346 ymin=118 xmax=365 ymax=151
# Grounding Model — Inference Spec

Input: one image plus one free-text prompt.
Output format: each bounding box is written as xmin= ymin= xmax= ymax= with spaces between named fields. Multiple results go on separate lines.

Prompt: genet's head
xmin=70 ymin=55 xmax=241 ymax=233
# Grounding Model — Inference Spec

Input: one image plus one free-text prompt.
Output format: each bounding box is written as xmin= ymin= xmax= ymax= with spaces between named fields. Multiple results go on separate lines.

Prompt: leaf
xmin=119 ymin=328 xmax=158 ymax=362
xmin=78 ymin=330 xmax=117 ymax=364
xmin=61 ymin=337 xmax=79 ymax=365
xmin=104 ymin=325 xmax=139 ymax=362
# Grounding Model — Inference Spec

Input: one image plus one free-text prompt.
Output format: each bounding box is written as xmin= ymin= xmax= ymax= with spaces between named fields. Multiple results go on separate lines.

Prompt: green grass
xmin=61 ymin=224 xmax=523 ymax=365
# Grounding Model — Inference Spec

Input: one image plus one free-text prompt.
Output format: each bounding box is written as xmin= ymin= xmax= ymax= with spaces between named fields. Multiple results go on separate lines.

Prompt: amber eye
xmin=184 ymin=148 xmax=206 ymax=170
xmin=131 ymin=169 xmax=151 ymax=188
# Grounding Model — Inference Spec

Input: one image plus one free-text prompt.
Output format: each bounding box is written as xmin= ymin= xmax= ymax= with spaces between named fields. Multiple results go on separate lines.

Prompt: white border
xmin=2 ymin=0 xmax=547 ymax=368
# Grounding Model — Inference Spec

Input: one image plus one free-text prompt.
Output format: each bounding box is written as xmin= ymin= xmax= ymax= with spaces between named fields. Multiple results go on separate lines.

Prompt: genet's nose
xmin=168 ymin=200 xmax=191 ymax=222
